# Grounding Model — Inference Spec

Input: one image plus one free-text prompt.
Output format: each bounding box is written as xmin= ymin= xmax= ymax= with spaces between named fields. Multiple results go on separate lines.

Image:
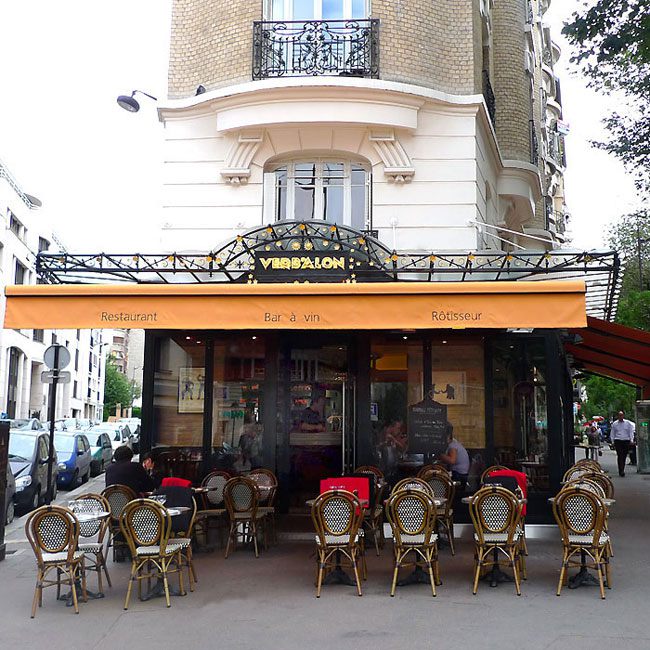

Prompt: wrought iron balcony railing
xmin=530 ymin=119 xmax=539 ymax=166
xmin=252 ymin=19 xmax=380 ymax=79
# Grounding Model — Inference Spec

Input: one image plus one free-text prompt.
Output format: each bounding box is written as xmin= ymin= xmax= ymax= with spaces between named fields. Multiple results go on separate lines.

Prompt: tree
xmin=103 ymin=357 xmax=134 ymax=420
xmin=563 ymin=1 xmax=650 ymax=194
xmin=581 ymin=375 xmax=636 ymax=421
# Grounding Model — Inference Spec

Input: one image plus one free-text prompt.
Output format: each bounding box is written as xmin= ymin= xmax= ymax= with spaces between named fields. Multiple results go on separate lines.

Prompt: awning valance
xmin=568 ymin=316 xmax=650 ymax=397
xmin=4 ymin=281 xmax=587 ymax=331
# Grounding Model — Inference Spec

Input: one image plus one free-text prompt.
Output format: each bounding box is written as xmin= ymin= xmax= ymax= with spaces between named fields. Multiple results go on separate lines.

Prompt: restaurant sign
xmin=254 ymin=250 xmax=357 ymax=282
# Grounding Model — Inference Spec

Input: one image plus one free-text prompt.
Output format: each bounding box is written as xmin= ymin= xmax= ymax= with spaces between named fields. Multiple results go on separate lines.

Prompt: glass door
xmin=286 ymin=342 xmax=355 ymax=506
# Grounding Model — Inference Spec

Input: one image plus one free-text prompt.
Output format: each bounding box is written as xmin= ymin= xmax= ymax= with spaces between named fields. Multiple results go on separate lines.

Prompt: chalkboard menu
xmin=408 ymin=398 xmax=448 ymax=454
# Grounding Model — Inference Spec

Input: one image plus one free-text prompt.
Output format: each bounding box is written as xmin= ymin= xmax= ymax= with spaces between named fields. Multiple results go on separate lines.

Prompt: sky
xmin=0 ymin=1 xmax=643 ymax=253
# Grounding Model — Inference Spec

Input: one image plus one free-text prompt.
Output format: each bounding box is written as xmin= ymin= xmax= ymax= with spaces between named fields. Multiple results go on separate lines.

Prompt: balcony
xmin=252 ymin=19 xmax=380 ymax=79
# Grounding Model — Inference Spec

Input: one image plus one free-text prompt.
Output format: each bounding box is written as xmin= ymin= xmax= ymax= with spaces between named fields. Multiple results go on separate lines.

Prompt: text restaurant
xmin=3 ymin=221 xmax=621 ymax=522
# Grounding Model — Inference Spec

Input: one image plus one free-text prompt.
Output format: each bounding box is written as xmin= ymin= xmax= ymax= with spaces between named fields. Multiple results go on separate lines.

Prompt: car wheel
xmin=72 ymin=470 xmax=79 ymax=488
xmin=5 ymin=500 xmax=15 ymax=525
xmin=82 ymin=468 xmax=90 ymax=484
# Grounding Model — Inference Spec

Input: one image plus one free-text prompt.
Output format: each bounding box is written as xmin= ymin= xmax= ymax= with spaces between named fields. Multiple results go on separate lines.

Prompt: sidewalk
xmin=1 ymin=451 xmax=649 ymax=650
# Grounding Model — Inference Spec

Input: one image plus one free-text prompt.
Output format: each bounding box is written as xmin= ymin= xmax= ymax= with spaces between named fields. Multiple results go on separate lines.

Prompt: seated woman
xmin=437 ymin=423 xmax=470 ymax=488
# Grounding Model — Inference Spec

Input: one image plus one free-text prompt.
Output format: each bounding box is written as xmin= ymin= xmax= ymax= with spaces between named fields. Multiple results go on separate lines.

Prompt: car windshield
xmin=9 ymin=419 xmax=32 ymax=430
xmin=54 ymin=435 xmax=76 ymax=453
xmin=9 ymin=433 xmax=37 ymax=460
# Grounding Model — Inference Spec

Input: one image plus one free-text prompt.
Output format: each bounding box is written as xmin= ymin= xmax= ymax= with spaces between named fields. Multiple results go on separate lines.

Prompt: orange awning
xmin=568 ymin=316 xmax=650 ymax=398
xmin=4 ymin=280 xmax=587 ymax=331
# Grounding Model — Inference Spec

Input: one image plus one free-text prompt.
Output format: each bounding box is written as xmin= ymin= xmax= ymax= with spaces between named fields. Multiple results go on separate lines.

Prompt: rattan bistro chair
xmin=311 ymin=489 xmax=365 ymax=597
xmin=392 ymin=477 xmax=435 ymax=498
xmin=354 ymin=465 xmax=384 ymax=480
xmin=480 ymin=465 xmax=508 ymax=483
xmin=101 ymin=484 xmax=137 ymax=561
xmin=423 ymin=472 xmax=457 ymax=555
xmin=195 ymin=470 xmax=230 ymax=549
xmin=223 ymin=476 xmax=268 ymax=558
xmin=469 ymin=485 xmax=524 ymax=596
xmin=25 ymin=505 xmax=87 ymax=617
xmin=385 ymin=489 xmax=440 ymax=597
xmin=72 ymin=494 xmax=112 ymax=595
xmin=552 ymin=487 xmax=611 ymax=599
xmin=248 ymin=468 xmax=279 ymax=544
xmin=119 ymin=499 xmax=185 ymax=609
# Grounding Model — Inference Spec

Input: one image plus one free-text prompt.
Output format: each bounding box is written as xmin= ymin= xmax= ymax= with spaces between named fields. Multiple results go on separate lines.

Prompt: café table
xmin=60 ymin=510 xmax=110 ymax=607
xmin=572 ymin=444 xmax=601 ymax=461
xmin=548 ymin=496 xmax=614 ymax=589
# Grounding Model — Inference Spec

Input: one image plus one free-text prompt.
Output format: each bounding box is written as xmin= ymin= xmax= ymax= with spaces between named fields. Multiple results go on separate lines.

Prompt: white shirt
xmin=611 ymin=418 xmax=635 ymax=442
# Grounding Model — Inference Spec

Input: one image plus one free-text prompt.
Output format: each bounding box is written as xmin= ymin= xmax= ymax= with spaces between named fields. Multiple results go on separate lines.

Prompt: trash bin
xmin=636 ymin=401 xmax=650 ymax=474
xmin=0 ymin=421 xmax=9 ymax=561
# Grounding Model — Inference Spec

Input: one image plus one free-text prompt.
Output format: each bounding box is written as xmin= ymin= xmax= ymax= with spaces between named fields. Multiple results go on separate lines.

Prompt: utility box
xmin=635 ymin=401 xmax=650 ymax=474
xmin=0 ymin=421 xmax=9 ymax=561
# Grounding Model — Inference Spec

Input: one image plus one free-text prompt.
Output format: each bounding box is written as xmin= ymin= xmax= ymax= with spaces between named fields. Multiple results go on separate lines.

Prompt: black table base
xmin=397 ymin=565 xmax=434 ymax=586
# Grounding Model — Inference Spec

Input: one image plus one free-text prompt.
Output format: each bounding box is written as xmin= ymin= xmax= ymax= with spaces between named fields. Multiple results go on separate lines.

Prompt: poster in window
xmin=178 ymin=367 xmax=205 ymax=413
xmin=430 ymin=372 xmax=467 ymax=405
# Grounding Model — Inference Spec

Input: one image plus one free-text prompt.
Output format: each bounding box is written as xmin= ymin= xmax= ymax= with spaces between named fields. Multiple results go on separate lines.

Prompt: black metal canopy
xmin=36 ymin=220 xmax=621 ymax=320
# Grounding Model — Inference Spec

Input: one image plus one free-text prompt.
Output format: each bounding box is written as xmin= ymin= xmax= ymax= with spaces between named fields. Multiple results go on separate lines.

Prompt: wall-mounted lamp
xmin=195 ymin=85 xmax=206 ymax=96
xmin=116 ymin=89 xmax=158 ymax=113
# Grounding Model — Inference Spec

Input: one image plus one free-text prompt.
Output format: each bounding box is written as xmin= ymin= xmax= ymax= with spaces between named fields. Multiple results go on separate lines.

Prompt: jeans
xmin=613 ymin=439 xmax=630 ymax=475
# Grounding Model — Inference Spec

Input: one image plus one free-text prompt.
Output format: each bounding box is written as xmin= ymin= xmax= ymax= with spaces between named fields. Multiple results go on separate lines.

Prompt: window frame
xmin=264 ymin=158 xmax=371 ymax=229
xmin=265 ymin=0 xmax=370 ymax=21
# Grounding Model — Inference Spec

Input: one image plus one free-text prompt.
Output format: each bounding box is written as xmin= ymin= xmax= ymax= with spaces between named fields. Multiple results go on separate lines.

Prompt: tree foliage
xmin=581 ymin=375 xmax=636 ymax=420
xmin=606 ymin=208 xmax=650 ymax=295
xmin=563 ymin=1 xmax=650 ymax=193
xmin=103 ymin=357 xmax=134 ymax=420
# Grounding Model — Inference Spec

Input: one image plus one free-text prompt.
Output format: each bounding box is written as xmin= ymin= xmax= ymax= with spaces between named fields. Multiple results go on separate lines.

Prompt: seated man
xmin=437 ymin=423 xmax=470 ymax=488
xmin=105 ymin=445 xmax=154 ymax=495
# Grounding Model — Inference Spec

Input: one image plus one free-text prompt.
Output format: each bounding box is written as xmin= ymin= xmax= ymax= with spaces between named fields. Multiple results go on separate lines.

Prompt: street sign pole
xmin=45 ymin=346 xmax=59 ymax=505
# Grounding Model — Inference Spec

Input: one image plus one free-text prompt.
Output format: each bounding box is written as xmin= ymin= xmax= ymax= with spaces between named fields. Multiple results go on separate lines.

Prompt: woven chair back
xmin=574 ymin=459 xmax=602 ymax=471
xmin=354 ymin=465 xmax=384 ymax=479
xmin=562 ymin=466 xmax=591 ymax=483
xmin=73 ymin=493 xmax=110 ymax=540
xmin=201 ymin=471 xmax=230 ymax=507
xmin=120 ymin=498 xmax=171 ymax=553
xmin=563 ymin=478 xmax=605 ymax=499
xmin=224 ymin=477 xmax=259 ymax=516
xmin=580 ymin=472 xmax=614 ymax=499
xmin=392 ymin=477 xmax=434 ymax=498
xmin=480 ymin=465 xmax=508 ymax=483
xmin=416 ymin=464 xmax=435 ymax=478
xmin=102 ymin=484 xmax=137 ymax=521
xmin=424 ymin=472 xmax=455 ymax=515
xmin=469 ymin=486 xmax=520 ymax=545
xmin=25 ymin=505 xmax=80 ymax=565
xmin=248 ymin=469 xmax=278 ymax=505
xmin=553 ymin=487 xmax=606 ymax=545
xmin=386 ymin=489 xmax=436 ymax=547
xmin=311 ymin=489 xmax=362 ymax=545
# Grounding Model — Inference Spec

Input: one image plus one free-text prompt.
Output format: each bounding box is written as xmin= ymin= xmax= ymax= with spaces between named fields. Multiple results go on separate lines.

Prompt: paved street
xmin=2 ymin=451 xmax=649 ymax=650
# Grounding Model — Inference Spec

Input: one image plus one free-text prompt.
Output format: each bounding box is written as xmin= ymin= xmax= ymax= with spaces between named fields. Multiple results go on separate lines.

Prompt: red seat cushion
xmin=320 ymin=477 xmax=370 ymax=508
xmin=489 ymin=469 xmax=528 ymax=516
xmin=161 ymin=477 xmax=192 ymax=488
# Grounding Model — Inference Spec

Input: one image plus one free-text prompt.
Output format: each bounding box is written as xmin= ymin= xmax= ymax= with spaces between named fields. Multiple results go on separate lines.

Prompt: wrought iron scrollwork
xmin=253 ymin=19 xmax=380 ymax=79
xmin=482 ymin=70 xmax=496 ymax=125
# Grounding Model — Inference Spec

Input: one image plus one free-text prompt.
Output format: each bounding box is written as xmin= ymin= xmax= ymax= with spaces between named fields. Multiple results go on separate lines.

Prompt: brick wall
xmin=168 ymin=0 xmax=262 ymax=98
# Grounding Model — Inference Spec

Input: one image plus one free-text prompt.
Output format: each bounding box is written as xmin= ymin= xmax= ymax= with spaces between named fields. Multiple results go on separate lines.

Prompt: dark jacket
xmin=105 ymin=460 xmax=154 ymax=495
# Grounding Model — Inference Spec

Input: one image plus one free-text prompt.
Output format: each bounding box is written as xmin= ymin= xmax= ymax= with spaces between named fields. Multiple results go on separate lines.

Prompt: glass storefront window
xmin=212 ymin=336 xmax=266 ymax=472
xmin=152 ymin=333 xmax=206 ymax=449
xmin=370 ymin=338 xmax=423 ymax=480
xmin=492 ymin=339 xmax=549 ymax=491
xmin=432 ymin=338 xmax=486 ymax=453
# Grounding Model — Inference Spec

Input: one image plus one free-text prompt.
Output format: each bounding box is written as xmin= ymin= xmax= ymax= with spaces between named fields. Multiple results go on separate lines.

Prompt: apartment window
xmin=6 ymin=347 xmax=22 ymax=418
xmin=73 ymin=380 xmax=79 ymax=399
xmin=266 ymin=160 xmax=369 ymax=229
xmin=33 ymin=329 xmax=44 ymax=343
xmin=75 ymin=349 xmax=79 ymax=371
xmin=267 ymin=0 xmax=368 ymax=19
xmin=38 ymin=237 xmax=50 ymax=252
xmin=76 ymin=329 xmax=81 ymax=340
xmin=14 ymin=259 xmax=27 ymax=284
xmin=8 ymin=211 xmax=22 ymax=237
xmin=52 ymin=333 xmax=57 ymax=344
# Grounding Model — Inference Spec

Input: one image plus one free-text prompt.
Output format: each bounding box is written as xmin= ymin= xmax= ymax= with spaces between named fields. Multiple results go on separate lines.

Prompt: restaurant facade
xmin=1 ymin=0 xmax=625 ymax=521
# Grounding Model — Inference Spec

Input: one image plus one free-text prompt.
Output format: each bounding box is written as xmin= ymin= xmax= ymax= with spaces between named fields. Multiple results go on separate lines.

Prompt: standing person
xmin=438 ymin=422 xmax=470 ymax=488
xmin=611 ymin=410 xmax=635 ymax=477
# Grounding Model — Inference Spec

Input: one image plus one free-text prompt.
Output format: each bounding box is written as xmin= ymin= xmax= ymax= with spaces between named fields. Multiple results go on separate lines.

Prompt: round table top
xmin=74 ymin=510 xmax=110 ymax=523
xmin=548 ymin=496 xmax=615 ymax=507
xmin=167 ymin=506 xmax=191 ymax=516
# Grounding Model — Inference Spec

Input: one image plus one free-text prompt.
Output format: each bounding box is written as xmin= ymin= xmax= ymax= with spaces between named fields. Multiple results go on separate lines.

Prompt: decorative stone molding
xmin=221 ymin=131 xmax=264 ymax=185
xmin=369 ymin=130 xmax=415 ymax=183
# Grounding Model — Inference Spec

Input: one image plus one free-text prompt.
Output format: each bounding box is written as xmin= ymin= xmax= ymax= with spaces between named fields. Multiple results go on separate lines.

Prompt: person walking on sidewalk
xmin=611 ymin=410 xmax=635 ymax=477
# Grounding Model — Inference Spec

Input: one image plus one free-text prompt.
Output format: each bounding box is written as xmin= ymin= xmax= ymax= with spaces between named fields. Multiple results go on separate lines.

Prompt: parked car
xmin=9 ymin=418 xmax=44 ymax=431
xmin=8 ymin=431 xmax=58 ymax=512
xmin=88 ymin=431 xmax=113 ymax=476
xmin=55 ymin=432 xmax=92 ymax=488
xmin=4 ymin=465 xmax=16 ymax=525
xmin=118 ymin=418 xmax=141 ymax=453
xmin=92 ymin=423 xmax=133 ymax=453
